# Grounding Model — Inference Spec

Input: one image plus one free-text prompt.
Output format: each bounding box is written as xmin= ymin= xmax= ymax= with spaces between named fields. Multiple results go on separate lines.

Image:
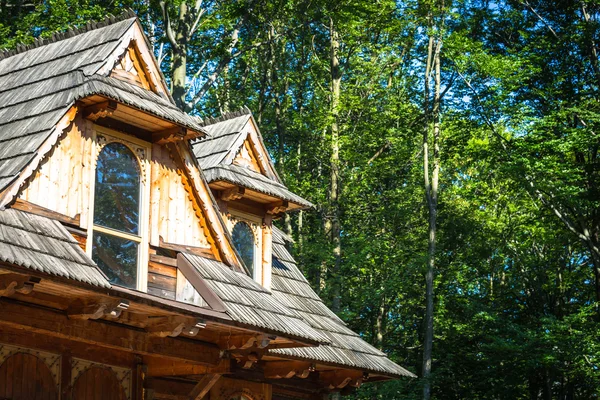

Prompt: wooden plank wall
xmin=19 ymin=119 xmax=212 ymax=253
xmin=149 ymin=143 xmax=211 ymax=249
xmin=19 ymin=117 xmax=95 ymax=228
xmin=147 ymin=260 xmax=177 ymax=300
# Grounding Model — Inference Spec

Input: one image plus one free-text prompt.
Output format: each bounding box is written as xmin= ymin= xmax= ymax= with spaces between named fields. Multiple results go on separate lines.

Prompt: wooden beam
xmin=84 ymin=100 xmax=117 ymax=121
xmin=187 ymin=374 xmax=221 ymax=400
xmin=0 ymin=273 xmax=37 ymax=297
xmin=177 ymin=254 xmax=227 ymax=313
xmin=221 ymin=186 xmax=245 ymax=202
xmin=153 ymin=127 xmax=188 ymax=144
xmin=264 ymin=361 xmax=314 ymax=379
xmin=145 ymin=377 xmax=196 ymax=399
xmin=146 ymin=359 xmax=231 ymax=377
xmin=146 ymin=316 xmax=206 ymax=338
xmin=67 ymin=298 xmax=130 ymax=320
xmin=11 ymin=198 xmax=81 ymax=226
xmin=319 ymin=370 xmax=363 ymax=390
xmin=0 ymin=298 xmax=222 ymax=365
xmin=159 ymin=237 xmax=215 ymax=259
xmin=266 ymin=200 xmax=289 ymax=215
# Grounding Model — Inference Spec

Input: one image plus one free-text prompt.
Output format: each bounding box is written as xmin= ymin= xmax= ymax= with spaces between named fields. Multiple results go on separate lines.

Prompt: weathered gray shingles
xmin=203 ymin=164 xmax=314 ymax=208
xmin=0 ymin=19 xmax=134 ymax=76
xmin=182 ymin=253 xmax=328 ymax=344
xmin=269 ymin=227 xmax=415 ymax=378
xmin=193 ymin=129 xmax=245 ymax=169
xmin=0 ymin=209 xmax=110 ymax=288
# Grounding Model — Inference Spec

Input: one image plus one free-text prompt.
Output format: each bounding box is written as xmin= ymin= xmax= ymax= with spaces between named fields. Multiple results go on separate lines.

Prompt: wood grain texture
xmin=0 ymin=352 xmax=58 ymax=400
xmin=72 ymin=366 xmax=127 ymax=400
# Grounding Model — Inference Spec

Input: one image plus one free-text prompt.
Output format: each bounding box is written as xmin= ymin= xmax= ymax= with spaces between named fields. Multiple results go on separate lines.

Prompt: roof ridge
xmin=0 ymin=9 xmax=137 ymax=62
xmin=198 ymin=106 xmax=252 ymax=127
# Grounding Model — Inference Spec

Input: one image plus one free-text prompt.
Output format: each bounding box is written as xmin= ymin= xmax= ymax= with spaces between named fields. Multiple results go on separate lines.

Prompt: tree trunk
xmin=422 ymin=16 xmax=442 ymax=399
xmin=376 ymin=295 xmax=386 ymax=350
xmin=172 ymin=46 xmax=187 ymax=110
xmin=329 ymin=17 xmax=342 ymax=315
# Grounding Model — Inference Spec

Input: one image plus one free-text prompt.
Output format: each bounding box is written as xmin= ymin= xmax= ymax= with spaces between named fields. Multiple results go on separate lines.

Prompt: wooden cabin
xmin=0 ymin=10 xmax=414 ymax=400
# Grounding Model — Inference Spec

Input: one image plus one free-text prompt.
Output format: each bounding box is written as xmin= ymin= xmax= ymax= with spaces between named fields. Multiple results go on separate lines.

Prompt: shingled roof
xmin=0 ymin=208 xmax=110 ymax=288
xmin=179 ymin=253 xmax=329 ymax=345
xmin=204 ymin=164 xmax=314 ymax=208
xmin=268 ymin=227 xmax=416 ymax=379
xmin=192 ymin=110 xmax=313 ymax=209
xmin=0 ymin=12 xmax=205 ymax=194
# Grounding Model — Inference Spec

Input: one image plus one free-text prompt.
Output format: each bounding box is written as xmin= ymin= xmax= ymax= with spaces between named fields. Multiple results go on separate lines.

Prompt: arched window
xmin=232 ymin=222 xmax=255 ymax=276
xmin=91 ymin=142 xmax=141 ymax=288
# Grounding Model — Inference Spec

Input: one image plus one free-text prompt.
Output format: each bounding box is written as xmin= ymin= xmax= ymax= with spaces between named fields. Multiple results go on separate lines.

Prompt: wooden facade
xmin=0 ymin=10 xmax=414 ymax=400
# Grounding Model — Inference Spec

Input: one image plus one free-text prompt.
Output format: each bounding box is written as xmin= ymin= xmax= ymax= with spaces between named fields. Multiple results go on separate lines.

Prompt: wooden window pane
xmin=232 ymin=222 xmax=255 ymax=276
xmin=94 ymin=142 xmax=141 ymax=235
xmin=92 ymin=230 xmax=139 ymax=288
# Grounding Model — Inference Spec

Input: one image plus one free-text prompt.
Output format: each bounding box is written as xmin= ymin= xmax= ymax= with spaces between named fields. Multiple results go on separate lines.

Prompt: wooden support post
xmin=61 ymin=350 xmax=72 ymax=400
xmin=262 ymin=215 xmax=273 ymax=290
xmin=188 ymin=374 xmax=222 ymax=400
xmin=133 ymin=358 xmax=147 ymax=400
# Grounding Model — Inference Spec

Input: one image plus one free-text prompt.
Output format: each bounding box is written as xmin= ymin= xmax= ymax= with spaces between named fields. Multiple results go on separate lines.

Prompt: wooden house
xmin=0 ymin=11 xmax=414 ymax=400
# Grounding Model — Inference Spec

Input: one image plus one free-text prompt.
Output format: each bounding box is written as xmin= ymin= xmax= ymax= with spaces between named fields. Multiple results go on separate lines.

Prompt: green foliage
xmin=4 ymin=0 xmax=600 ymax=397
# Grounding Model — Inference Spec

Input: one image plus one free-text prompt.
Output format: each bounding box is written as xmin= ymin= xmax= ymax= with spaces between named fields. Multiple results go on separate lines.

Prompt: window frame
xmin=227 ymin=210 xmax=262 ymax=283
xmin=86 ymin=126 xmax=151 ymax=292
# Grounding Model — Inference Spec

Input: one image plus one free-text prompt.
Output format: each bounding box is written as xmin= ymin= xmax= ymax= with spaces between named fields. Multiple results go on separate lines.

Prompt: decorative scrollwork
xmin=94 ymin=133 xmax=149 ymax=185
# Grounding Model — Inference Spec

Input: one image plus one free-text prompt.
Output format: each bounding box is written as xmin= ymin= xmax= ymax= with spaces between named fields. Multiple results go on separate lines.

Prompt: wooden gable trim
xmin=96 ymin=20 xmax=171 ymax=99
xmin=245 ymin=116 xmax=282 ymax=182
xmin=233 ymin=139 xmax=263 ymax=173
xmin=0 ymin=105 xmax=79 ymax=210
xmin=170 ymin=141 xmax=246 ymax=271
xmin=222 ymin=116 xmax=281 ymax=183
xmin=110 ymin=43 xmax=156 ymax=92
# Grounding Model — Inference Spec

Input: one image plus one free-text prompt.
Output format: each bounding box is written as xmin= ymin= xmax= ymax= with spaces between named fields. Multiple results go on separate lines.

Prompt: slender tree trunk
xmin=376 ymin=295 xmax=386 ymax=350
xmin=329 ymin=17 xmax=342 ymax=315
xmin=422 ymin=15 xmax=442 ymax=399
xmin=172 ymin=45 xmax=187 ymax=110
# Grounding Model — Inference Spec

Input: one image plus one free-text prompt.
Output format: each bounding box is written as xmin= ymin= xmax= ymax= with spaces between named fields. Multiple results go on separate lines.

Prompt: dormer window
xmin=88 ymin=128 xmax=151 ymax=291
xmin=232 ymin=221 xmax=255 ymax=276
xmin=226 ymin=212 xmax=262 ymax=282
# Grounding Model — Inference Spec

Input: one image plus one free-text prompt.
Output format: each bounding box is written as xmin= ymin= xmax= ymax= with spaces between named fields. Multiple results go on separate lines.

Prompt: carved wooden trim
xmin=0 ymin=273 xmax=38 ymax=297
xmin=83 ymin=100 xmax=118 ymax=121
xmin=221 ymin=186 xmax=246 ymax=202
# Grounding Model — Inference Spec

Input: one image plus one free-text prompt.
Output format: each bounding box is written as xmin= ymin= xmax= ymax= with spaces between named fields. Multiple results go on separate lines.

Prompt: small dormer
xmin=192 ymin=109 xmax=313 ymax=290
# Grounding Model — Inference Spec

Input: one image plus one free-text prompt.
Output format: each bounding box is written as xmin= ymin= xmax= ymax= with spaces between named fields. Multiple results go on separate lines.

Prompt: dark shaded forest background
xmin=3 ymin=0 xmax=600 ymax=398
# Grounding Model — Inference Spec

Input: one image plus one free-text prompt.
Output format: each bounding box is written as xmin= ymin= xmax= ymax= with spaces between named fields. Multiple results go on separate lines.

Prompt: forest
xmin=2 ymin=0 xmax=600 ymax=398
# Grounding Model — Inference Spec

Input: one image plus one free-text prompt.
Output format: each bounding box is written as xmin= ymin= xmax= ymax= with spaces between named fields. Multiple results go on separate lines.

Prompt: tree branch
xmin=160 ymin=0 xmax=179 ymax=50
